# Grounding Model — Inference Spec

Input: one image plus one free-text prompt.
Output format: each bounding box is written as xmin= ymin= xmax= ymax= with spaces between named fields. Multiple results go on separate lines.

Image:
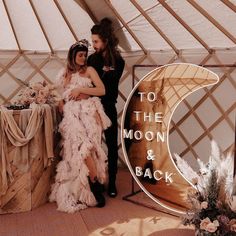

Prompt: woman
xmin=50 ymin=40 xmax=111 ymax=213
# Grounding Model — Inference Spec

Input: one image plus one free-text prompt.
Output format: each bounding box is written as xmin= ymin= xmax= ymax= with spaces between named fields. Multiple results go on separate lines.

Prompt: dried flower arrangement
xmin=14 ymin=80 xmax=60 ymax=107
xmin=174 ymin=141 xmax=236 ymax=236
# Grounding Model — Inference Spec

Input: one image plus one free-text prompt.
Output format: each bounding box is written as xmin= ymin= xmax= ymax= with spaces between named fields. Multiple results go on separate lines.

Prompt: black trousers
xmin=103 ymin=103 xmax=118 ymax=183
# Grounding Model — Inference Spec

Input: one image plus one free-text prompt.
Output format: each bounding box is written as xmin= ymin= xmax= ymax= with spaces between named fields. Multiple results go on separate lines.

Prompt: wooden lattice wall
xmin=0 ymin=50 xmax=235 ymax=169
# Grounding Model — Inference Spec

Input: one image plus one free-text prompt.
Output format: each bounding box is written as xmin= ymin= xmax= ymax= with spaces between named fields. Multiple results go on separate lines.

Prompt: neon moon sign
xmin=121 ymin=63 xmax=219 ymax=214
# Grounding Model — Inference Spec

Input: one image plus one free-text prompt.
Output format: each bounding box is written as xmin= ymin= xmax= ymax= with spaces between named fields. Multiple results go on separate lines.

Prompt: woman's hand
xmin=69 ymin=88 xmax=81 ymax=100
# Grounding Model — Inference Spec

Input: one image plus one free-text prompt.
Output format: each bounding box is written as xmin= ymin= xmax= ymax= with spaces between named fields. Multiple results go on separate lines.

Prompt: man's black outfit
xmin=87 ymin=52 xmax=125 ymax=196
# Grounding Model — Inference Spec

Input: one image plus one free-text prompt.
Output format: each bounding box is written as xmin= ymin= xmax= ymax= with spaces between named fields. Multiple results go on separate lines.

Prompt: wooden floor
xmin=0 ymin=169 xmax=195 ymax=236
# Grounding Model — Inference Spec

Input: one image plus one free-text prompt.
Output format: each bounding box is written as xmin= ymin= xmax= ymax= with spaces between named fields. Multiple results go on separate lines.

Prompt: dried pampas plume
xmin=174 ymin=140 xmax=235 ymax=198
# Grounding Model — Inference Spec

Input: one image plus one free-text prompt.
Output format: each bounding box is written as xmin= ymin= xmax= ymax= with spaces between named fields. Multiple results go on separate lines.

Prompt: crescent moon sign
xmin=121 ymin=63 xmax=219 ymax=214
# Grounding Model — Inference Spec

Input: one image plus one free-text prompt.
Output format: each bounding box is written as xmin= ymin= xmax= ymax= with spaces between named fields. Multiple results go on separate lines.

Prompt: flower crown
xmin=71 ymin=39 xmax=90 ymax=49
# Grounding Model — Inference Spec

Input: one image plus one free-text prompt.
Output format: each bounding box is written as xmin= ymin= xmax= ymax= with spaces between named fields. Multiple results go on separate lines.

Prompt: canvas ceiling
xmin=0 ymin=0 xmax=235 ymax=53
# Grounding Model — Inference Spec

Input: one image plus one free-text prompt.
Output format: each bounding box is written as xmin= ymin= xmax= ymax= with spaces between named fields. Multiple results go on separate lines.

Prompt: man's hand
xmin=76 ymin=93 xmax=90 ymax=101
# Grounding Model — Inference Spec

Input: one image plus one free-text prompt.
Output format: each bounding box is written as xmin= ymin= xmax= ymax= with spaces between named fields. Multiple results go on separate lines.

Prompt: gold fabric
xmin=0 ymin=104 xmax=54 ymax=196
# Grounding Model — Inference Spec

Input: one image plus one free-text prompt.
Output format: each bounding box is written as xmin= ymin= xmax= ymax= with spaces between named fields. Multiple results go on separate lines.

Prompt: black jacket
xmin=87 ymin=52 xmax=125 ymax=105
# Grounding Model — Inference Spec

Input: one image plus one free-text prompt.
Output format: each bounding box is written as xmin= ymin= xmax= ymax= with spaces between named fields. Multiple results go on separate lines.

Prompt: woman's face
xmin=75 ymin=51 xmax=87 ymax=66
xmin=91 ymin=34 xmax=106 ymax=53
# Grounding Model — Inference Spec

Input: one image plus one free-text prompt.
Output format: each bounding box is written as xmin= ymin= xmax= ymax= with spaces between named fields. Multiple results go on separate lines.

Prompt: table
xmin=0 ymin=103 xmax=59 ymax=214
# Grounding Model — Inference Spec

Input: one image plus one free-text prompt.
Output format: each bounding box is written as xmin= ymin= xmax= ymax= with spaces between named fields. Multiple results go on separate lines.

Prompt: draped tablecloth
xmin=0 ymin=103 xmax=59 ymax=214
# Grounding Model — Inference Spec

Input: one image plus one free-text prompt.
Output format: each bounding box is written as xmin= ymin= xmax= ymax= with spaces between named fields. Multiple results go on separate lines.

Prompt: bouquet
xmin=15 ymin=80 xmax=60 ymax=106
xmin=174 ymin=141 xmax=236 ymax=236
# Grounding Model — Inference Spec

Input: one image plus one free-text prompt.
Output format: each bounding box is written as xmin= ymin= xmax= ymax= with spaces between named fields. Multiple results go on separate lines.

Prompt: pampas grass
xmin=174 ymin=140 xmax=236 ymax=235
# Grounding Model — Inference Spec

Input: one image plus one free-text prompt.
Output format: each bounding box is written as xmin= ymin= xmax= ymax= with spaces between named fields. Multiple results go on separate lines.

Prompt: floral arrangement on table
xmin=174 ymin=141 xmax=236 ymax=236
xmin=14 ymin=80 xmax=60 ymax=107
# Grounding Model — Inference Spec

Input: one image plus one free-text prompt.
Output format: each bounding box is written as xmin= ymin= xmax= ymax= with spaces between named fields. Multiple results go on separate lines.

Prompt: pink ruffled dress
xmin=49 ymin=70 xmax=111 ymax=213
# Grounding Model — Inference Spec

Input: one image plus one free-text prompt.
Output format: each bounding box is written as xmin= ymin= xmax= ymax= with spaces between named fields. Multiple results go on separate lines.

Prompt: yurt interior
xmin=0 ymin=0 xmax=235 ymax=235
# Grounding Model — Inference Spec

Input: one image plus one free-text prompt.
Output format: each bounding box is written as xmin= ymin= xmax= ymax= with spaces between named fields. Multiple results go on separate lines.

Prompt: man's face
xmin=91 ymin=34 xmax=106 ymax=53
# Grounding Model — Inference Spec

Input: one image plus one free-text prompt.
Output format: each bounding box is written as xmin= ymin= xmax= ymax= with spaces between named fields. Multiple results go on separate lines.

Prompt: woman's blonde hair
xmin=64 ymin=40 xmax=89 ymax=85
xmin=67 ymin=39 xmax=88 ymax=73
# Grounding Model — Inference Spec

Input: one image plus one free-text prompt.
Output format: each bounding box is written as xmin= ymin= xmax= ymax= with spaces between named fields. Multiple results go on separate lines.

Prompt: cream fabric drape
xmin=0 ymin=103 xmax=54 ymax=196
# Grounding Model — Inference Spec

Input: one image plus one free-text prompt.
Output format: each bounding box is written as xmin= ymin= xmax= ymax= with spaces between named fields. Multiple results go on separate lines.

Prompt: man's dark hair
xmin=91 ymin=18 xmax=120 ymax=67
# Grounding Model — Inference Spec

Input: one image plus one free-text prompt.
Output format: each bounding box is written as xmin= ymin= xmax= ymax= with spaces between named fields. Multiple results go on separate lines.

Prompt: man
xmin=87 ymin=18 xmax=125 ymax=197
